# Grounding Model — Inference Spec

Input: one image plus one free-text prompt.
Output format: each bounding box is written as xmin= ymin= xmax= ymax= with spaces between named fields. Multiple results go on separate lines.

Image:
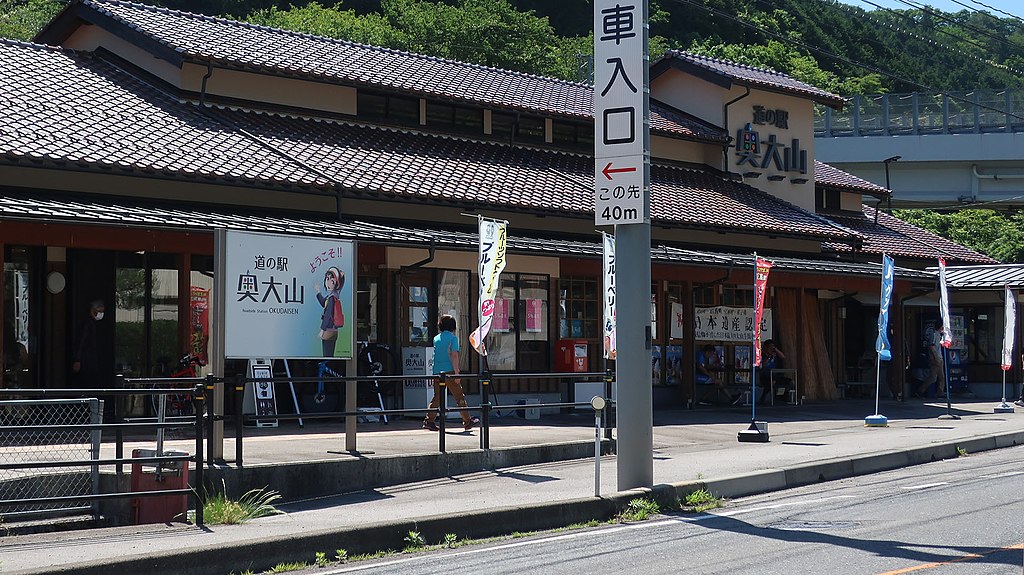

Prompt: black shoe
xmin=422 ymin=420 xmax=439 ymax=431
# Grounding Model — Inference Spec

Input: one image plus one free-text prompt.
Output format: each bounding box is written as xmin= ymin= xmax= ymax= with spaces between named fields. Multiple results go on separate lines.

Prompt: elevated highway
xmin=814 ymin=89 xmax=1024 ymax=209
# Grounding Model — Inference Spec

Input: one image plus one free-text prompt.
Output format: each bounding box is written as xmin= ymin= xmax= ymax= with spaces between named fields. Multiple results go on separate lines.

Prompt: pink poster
xmin=493 ymin=299 xmax=510 ymax=332
xmin=526 ymin=299 xmax=542 ymax=333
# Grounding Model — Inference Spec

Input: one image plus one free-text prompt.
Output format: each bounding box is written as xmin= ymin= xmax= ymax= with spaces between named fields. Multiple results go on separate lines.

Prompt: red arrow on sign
xmin=602 ymin=162 xmax=637 ymax=180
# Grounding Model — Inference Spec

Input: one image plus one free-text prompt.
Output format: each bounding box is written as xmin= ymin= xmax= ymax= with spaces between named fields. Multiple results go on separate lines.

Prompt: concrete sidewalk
xmin=3 ymin=398 xmax=1023 ymax=574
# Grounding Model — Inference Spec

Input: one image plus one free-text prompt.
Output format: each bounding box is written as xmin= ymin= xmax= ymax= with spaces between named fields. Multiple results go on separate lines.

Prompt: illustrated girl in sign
xmin=315 ymin=266 xmax=345 ymax=357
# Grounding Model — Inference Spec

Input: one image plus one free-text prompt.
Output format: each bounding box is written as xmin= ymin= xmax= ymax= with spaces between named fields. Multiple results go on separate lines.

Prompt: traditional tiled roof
xmin=0 ymin=40 xmax=855 ymax=243
xmin=36 ymin=0 xmax=726 ymax=144
xmin=0 ymin=188 xmax=927 ymax=279
xmin=655 ymin=51 xmax=846 ymax=108
xmin=937 ymin=264 xmax=1024 ymax=289
xmin=814 ymin=160 xmax=889 ymax=198
xmin=822 ymin=205 xmax=996 ymax=264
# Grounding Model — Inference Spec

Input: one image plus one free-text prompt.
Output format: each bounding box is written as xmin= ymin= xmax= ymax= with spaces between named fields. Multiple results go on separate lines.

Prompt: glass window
xmin=723 ymin=286 xmax=754 ymax=307
xmin=491 ymin=112 xmax=515 ymax=140
xmin=488 ymin=277 xmax=517 ymax=371
xmin=453 ymin=106 xmax=483 ymax=133
xmin=693 ymin=285 xmax=715 ymax=306
xmin=516 ymin=115 xmax=546 ymax=143
xmin=389 ymin=95 xmax=420 ymax=126
xmin=559 ymin=277 xmax=599 ymax=339
xmin=357 ymin=92 xmax=387 ymax=122
xmin=356 ymin=272 xmax=379 ymax=343
xmin=404 ymin=270 xmax=432 ymax=346
xmin=437 ymin=270 xmax=470 ymax=367
xmin=426 ymin=101 xmax=454 ymax=128
xmin=3 ymin=246 xmax=37 ymax=388
xmin=518 ymin=274 xmax=549 ymax=372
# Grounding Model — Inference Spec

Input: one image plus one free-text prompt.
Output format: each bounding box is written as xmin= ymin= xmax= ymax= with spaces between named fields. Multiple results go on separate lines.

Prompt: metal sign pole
xmin=594 ymin=0 xmax=652 ymax=490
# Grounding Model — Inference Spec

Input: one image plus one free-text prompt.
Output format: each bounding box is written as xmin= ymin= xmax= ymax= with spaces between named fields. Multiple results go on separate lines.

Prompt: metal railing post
xmin=193 ymin=382 xmax=205 ymax=528
xmin=437 ymin=373 xmax=447 ymax=453
xmin=973 ymin=91 xmax=980 ymax=133
xmin=205 ymin=374 xmax=216 ymax=467
xmin=89 ymin=397 xmax=102 ymax=519
xmin=480 ymin=371 xmax=491 ymax=450
xmin=1006 ymin=89 xmax=1013 ymax=133
xmin=852 ymin=95 xmax=861 ymax=136
xmin=234 ymin=374 xmax=244 ymax=468
xmin=114 ymin=374 xmax=124 ymax=482
xmin=912 ymin=92 xmax=920 ymax=134
xmin=942 ymin=93 xmax=950 ymax=134
xmin=882 ymin=94 xmax=890 ymax=136
xmin=603 ymin=369 xmax=614 ymax=441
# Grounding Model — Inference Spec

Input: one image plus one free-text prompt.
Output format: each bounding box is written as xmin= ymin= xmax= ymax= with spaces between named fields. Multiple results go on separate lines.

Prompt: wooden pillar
xmin=796 ymin=287 xmax=805 ymax=398
xmin=682 ymin=279 xmax=694 ymax=404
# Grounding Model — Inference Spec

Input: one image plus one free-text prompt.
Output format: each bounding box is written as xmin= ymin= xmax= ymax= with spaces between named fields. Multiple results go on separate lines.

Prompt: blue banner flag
xmin=875 ymin=255 xmax=894 ymax=361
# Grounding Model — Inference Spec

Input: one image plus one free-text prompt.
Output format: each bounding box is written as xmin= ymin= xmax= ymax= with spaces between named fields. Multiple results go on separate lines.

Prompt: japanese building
xmin=0 ymin=0 xmax=1001 ymax=416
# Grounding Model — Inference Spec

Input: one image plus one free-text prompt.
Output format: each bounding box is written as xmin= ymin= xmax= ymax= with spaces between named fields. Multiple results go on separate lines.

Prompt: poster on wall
xmin=694 ymin=306 xmax=773 ymax=343
xmin=670 ymin=302 xmax=685 ymax=340
xmin=190 ymin=287 xmax=210 ymax=364
xmin=526 ymin=299 xmax=542 ymax=333
xmin=223 ymin=231 xmax=355 ymax=359
xmin=734 ymin=346 xmax=751 ymax=384
xmin=493 ymin=299 xmax=510 ymax=332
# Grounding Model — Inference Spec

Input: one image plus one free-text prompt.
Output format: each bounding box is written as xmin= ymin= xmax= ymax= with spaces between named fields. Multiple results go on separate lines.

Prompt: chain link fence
xmin=0 ymin=399 xmax=102 ymax=520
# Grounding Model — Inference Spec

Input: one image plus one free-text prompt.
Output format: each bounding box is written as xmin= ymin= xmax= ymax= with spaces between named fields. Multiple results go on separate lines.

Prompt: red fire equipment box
xmin=556 ymin=339 xmax=589 ymax=373
xmin=130 ymin=448 xmax=190 ymax=524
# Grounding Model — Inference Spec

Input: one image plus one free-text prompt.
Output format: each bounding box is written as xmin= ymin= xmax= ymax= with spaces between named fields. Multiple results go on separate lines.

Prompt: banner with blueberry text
xmin=469 ymin=217 xmax=508 ymax=355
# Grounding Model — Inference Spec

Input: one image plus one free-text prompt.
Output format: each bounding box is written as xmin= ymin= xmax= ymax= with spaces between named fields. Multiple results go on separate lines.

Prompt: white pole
xmin=594 ymin=409 xmax=602 ymax=497
xmin=874 ymin=353 xmax=881 ymax=416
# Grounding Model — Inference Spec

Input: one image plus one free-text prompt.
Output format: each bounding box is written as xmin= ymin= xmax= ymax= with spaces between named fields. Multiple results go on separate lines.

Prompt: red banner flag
xmin=753 ymin=257 xmax=773 ymax=367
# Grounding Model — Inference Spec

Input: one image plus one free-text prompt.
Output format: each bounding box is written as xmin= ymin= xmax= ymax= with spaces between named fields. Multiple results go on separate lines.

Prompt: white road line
xmin=979 ymin=471 xmax=1024 ymax=479
xmin=900 ymin=482 xmax=949 ymax=490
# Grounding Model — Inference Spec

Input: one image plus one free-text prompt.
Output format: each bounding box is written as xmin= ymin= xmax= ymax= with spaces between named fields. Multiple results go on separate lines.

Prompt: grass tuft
xmin=618 ymin=497 xmax=660 ymax=522
xmin=196 ymin=479 xmax=282 ymax=525
xmin=682 ymin=488 xmax=724 ymax=512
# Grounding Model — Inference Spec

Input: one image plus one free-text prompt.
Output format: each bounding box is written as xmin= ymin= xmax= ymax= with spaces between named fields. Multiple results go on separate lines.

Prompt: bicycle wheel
xmin=357 ymin=344 xmax=398 ymax=377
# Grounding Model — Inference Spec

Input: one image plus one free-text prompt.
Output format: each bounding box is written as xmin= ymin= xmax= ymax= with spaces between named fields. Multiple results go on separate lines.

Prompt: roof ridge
xmin=82 ymin=0 xmax=591 ymax=89
xmin=668 ymin=49 xmax=794 ymax=79
xmin=862 ymin=204 xmax=994 ymax=261
xmin=0 ymin=37 xmax=73 ymax=54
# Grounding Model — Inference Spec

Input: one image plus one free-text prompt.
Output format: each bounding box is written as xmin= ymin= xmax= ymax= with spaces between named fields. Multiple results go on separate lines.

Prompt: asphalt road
xmin=307 ymin=444 xmax=1024 ymax=575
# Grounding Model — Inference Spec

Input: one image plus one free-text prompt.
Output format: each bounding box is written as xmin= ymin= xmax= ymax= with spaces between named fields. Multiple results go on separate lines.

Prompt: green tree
xmin=0 ymin=0 xmax=65 ymax=41
xmin=895 ymin=209 xmax=1024 ymax=263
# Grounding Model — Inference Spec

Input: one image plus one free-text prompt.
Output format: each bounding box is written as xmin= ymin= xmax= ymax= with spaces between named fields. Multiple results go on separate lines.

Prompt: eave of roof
xmin=822 ymin=205 xmax=997 ymax=265
xmin=928 ymin=264 xmax=1024 ymax=289
xmin=814 ymin=160 xmax=890 ymax=199
xmin=652 ymin=51 xmax=846 ymax=109
xmin=0 ymin=189 xmax=915 ymax=279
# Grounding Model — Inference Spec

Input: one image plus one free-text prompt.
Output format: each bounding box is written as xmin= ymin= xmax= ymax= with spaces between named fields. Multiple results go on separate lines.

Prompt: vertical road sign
xmin=594 ymin=0 xmax=649 ymax=225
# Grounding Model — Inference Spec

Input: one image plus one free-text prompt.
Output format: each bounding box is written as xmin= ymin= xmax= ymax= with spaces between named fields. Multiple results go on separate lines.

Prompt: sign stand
xmin=242 ymin=358 xmax=303 ymax=428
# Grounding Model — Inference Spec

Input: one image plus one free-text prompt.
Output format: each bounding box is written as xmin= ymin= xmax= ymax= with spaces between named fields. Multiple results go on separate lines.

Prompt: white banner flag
xmin=469 ymin=218 xmax=507 ymax=355
xmin=937 ymin=258 xmax=953 ymax=349
xmin=603 ymin=233 xmax=616 ymax=360
xmin=1002 ymin=285 xmax=1016 ymax=371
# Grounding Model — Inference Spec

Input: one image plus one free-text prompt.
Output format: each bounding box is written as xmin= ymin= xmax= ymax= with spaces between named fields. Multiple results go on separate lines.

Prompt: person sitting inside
xmin=758 ymin=339 xmax=791 ymax=405
xmin=696 ymin=344 xmax=740 ymax=405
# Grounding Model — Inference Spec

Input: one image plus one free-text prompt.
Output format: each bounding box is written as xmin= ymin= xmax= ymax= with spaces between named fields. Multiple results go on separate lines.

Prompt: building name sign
xmin=752 ymin=105 xmax=789 ymax=129
xmin=736 ymin=115 xmax=807 ymax=177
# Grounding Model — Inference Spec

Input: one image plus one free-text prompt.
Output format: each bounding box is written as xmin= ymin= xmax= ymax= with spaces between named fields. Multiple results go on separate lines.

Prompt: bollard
xmin=591 ymin=395 xmax=607 ymax=497
xmin=193 ymin=382 xmax=205 ymax=528
xmin=480 ymin=371 xmax=491 ymax=450
xmin=437 ymin=373 xmax=447 ymax=454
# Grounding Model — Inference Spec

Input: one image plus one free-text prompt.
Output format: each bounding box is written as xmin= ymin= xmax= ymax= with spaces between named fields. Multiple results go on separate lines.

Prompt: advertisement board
xmin=224 ymin=231 xmax=355 ymax=359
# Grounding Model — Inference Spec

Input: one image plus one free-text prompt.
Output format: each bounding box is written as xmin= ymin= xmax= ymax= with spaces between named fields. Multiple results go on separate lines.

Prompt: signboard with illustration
xmin=223 ymin=231 xmax=355 ymax=359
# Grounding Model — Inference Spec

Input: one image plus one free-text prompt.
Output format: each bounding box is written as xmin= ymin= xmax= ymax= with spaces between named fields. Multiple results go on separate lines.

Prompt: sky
xmin=836 ymin=0 xmax=1024 ymax=18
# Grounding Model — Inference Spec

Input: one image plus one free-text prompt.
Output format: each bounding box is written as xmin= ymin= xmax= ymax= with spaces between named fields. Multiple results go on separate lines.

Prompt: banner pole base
xmin=993 ymin=403 xmax=1015 ymax=414
xmin=737 ymin=420 xmax=769 ymax=443
xmin=864 ymin=414 xmax=888 ymax=427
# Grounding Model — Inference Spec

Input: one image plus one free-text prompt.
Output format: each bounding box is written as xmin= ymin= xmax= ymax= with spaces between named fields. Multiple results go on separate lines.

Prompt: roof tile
xmin=814 ymin=160 xmax=889 ymax=197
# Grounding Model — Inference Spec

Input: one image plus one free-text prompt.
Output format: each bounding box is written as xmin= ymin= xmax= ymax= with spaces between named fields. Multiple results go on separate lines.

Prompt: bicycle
xmin=315 ymin=342 xmax=397 ymax=423
xmin=151 ymin=353 xmax=205 ymax=419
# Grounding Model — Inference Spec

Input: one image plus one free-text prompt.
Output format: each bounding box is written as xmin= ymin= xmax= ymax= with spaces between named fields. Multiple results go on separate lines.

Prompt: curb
xmin=21 ymin=429 xmax=1024 ymax=575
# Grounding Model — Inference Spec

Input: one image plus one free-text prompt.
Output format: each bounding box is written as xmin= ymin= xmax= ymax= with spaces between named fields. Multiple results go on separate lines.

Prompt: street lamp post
xmin=877 ymin=155 xmax=901 ymax=222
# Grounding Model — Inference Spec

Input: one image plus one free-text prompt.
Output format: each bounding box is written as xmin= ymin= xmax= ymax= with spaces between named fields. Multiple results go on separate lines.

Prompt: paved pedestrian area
xmin=3 ymin=398 xmax=1023 ymax=574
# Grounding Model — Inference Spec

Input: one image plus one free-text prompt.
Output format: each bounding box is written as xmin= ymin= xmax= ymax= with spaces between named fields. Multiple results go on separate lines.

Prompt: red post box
xmin=556 ymin=339 xmax=589 ymax=373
